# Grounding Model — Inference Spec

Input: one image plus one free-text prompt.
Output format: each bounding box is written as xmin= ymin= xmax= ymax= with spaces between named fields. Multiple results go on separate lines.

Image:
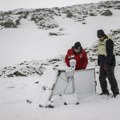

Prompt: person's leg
xmin=106 ymin=66 xmax=119 ymax=96
xmin=99 ymin=66 xmax=109 ymax=94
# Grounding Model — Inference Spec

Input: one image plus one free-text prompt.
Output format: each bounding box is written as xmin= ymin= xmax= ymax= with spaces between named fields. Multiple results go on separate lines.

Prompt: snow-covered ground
xmin=0 ymin=67 xmax=120 ymax=120
xmin=0 ymin=1 xmax=120 ymax=120
xmin=0 ymin=69 xmax=120 ymax=120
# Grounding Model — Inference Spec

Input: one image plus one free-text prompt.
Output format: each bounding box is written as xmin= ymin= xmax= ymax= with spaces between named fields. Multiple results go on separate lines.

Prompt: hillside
xmin=0 ymin=1 xmax=120 ymax=29
xmin=0 ymin=0 xmax=120 ymax=77
xmin=1 ymin=1 xmax=120 ymax=120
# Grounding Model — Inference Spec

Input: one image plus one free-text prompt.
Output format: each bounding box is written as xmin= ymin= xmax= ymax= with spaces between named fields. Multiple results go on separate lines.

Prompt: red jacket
xmin=65 ymin=48 xmax=88 ymax=70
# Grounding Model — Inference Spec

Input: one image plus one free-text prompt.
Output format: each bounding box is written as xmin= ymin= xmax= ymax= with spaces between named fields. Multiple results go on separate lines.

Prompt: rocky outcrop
xmin=0 ymin=1 xmax=120 ymax=29
xmin=0 ymin=58 xmax=63 ymax=77
xmin=100 ymin=9 xmax=113 ymax=16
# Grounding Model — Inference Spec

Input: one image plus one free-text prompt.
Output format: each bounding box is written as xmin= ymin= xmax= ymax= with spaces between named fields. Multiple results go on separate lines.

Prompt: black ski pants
xmin=99 ymin=66 xmax=119 ymax=94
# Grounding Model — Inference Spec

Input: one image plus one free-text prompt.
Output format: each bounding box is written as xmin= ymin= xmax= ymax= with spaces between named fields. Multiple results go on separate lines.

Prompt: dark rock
xmin=100 ymin=9 xmax=113 ymax=16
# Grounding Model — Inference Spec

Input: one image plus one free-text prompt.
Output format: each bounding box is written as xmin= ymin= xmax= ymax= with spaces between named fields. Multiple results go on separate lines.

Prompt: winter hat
xmin=73 ymin=42 xmax=81 ymax=50
xmin=97 ymin=29 xmax=105 ymax=38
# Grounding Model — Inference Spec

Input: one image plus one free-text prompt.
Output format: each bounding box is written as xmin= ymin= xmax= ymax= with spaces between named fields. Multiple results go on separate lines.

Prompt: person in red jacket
xmin=65 ymin=42 xmax=88 ymax=70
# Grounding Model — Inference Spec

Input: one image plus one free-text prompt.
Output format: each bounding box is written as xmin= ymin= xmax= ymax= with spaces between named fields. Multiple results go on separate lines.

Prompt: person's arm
xmin=81 ymin=51 xmax=88 ymax=69
xmin=105 ymin=39 xmax=114 ymax=65
xmin=65 ymin=50 xmax=70 ymax=67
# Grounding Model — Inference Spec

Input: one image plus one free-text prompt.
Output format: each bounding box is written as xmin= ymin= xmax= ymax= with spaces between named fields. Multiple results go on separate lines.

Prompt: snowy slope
xmin=0 ymin=1 xmax=120 ymax=120
xmin=0 ymin=1 xmax=120 ymax=67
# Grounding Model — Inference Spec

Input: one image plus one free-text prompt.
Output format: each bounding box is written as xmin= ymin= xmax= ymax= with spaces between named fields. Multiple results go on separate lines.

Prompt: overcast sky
xmin=0 ymin=0 xmax=108 ymax=11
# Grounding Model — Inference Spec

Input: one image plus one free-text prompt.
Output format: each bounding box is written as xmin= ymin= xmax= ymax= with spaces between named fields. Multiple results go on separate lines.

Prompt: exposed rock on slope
xmin=0 ymin=1 xmax=120 ymax=29
xmin=0 ymin=28 xmax=120 ymax=78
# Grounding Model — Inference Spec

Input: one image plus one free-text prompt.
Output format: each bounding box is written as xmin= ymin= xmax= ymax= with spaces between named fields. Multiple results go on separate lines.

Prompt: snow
xmin=1 ymin=14 xmax=120 ymax=67
xmin=1 ymin=1 xmax=120 ymax=120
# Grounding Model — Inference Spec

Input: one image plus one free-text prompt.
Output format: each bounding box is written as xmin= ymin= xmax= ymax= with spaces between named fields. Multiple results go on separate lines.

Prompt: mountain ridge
xmin=0 ymin=1 xmax=120 ymax=29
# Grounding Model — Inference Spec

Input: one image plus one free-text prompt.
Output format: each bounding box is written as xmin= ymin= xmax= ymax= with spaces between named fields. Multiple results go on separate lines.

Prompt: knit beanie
xmin=73 ymin=42 xmax=81 ymax=50
xmin=97 ymin=29 xmax=105 ymax=38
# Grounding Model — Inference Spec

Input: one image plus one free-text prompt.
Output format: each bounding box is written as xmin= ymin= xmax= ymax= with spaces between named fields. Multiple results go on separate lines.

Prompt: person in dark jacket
xmin=65 ymin=42 xmax=88 ymax=70
xmin=97 ymin=29 xmax=119 ymax=97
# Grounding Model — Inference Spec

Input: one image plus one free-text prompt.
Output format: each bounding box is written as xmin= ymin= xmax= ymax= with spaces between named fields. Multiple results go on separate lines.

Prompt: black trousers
xmin=99 ymin=66 xmax=119 ymax=94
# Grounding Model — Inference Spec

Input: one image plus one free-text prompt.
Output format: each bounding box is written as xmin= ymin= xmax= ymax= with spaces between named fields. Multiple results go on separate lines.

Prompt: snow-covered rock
xmin=0 ymin=1 xmax=120 ymax=29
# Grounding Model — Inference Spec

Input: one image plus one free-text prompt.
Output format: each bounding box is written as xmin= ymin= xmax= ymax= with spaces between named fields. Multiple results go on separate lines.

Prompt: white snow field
xmin=0 ymin=1 xmax=120 ymax=120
